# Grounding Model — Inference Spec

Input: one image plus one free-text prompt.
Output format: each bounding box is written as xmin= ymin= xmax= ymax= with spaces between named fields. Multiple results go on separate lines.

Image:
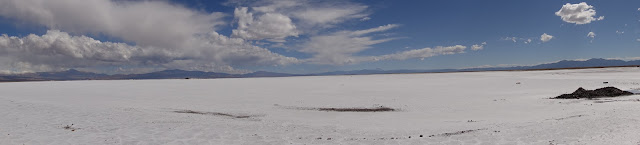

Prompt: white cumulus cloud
xmin=471 ymin=42 xmax=486 ymax=51
xmin=587 ymin=32 xmax=596 ymax=43
xmin=231 ymin=7 xmax=299 ymax=42
xmin=540 ymin=33 xmax=553 ymax=43
xmin=0 ymin=30 xmax=143 ymax=73
xmin=555 ymin=2 xmax=604 ymax=24
xmin=587 ymin=32 xmax=596 ymax=38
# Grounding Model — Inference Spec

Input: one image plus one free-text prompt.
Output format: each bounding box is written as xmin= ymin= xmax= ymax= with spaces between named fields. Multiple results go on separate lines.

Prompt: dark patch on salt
xmin=428 ymin=128 xmax=487 ymax=137
xmin=174 ymin=110 xmax=252 ymax=118
xmin=317 ymin=107 xmax=395 ymax=112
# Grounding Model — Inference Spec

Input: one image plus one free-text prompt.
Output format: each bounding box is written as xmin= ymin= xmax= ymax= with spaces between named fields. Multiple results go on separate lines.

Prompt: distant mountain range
xmin=461 ymin=58 xmax=640 ymax=72
xmin=309 ymin=58 xmax=640 ymax=75
xmin=1 ymin=58 xmax=639 ymax=82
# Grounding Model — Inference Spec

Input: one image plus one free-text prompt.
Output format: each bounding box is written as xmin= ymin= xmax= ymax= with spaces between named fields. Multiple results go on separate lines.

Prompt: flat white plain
xmin=2 ymin=67 xmax=640 ymax=144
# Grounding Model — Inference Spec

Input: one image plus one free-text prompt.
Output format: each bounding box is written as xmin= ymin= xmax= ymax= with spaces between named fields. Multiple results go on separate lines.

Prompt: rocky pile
xmin=553 ymin=87 xmax=634 ymax=99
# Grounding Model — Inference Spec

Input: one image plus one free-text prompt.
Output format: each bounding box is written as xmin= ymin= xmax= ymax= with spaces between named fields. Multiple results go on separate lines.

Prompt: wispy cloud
xmin=226 ymin=0 xmax=370 ymax=34
xmin=298 ymin=24 xmax=400 ymax=65
xmin=369 ymin=45 xmax=467 ymax=61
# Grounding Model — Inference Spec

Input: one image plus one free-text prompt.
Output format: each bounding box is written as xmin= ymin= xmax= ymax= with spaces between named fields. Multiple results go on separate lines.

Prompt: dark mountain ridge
xmin=1 ymin=58 xmax=639 ymax=82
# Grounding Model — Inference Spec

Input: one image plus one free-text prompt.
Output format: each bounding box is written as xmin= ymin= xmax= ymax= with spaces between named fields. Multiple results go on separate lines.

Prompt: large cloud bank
xmin=0 ymin=0 xmax=479 ymax=74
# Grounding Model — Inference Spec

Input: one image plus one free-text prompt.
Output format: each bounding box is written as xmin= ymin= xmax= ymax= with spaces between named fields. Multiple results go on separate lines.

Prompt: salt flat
xmin=2 ymin=67 xmax=640 ymax=144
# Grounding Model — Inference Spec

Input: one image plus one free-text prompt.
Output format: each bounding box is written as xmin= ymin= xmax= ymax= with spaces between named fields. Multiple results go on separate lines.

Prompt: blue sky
xmin=0 ymin=0 xmax=638 ymax=74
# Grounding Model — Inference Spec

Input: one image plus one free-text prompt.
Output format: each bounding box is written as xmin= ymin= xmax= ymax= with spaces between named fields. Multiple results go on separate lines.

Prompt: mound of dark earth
xmin=553 ymin=87 xmax=634 ymax=99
